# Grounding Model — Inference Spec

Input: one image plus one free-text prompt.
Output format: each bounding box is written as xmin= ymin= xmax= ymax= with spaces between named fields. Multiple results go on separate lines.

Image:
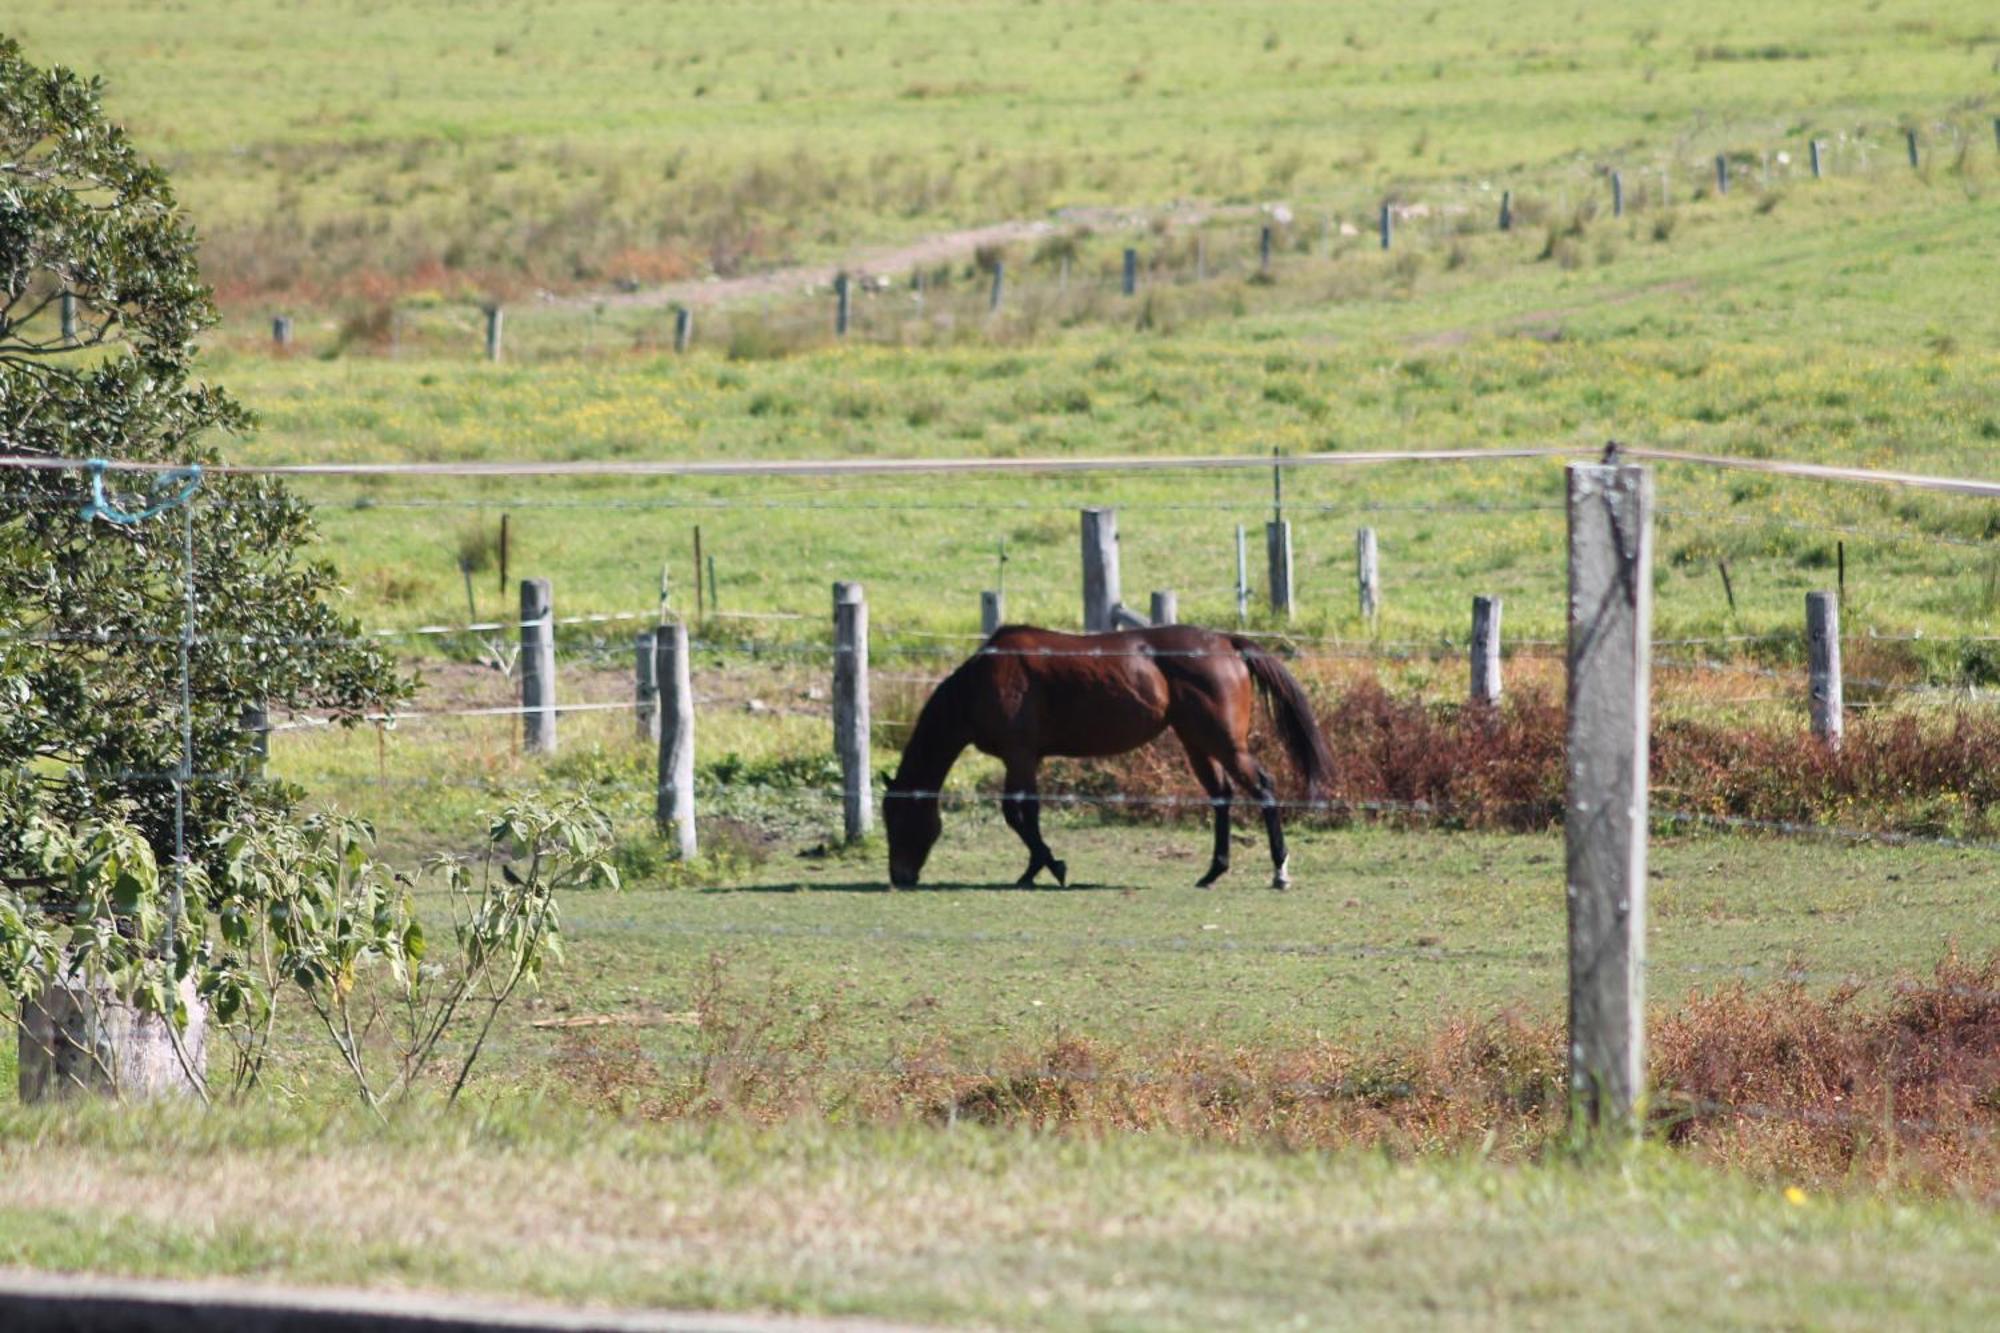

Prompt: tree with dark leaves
xmin=0 ymin=36 xmax=407 ymax=892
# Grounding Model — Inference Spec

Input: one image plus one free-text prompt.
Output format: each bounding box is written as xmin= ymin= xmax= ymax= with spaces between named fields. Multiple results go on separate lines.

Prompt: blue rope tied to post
xmin=78 ymin=458 xmax=204 ymax=525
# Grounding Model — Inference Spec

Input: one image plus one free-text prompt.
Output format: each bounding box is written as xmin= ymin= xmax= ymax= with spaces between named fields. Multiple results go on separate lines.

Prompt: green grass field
xmin=7 ymin=3 xmax=2000 ymax=1326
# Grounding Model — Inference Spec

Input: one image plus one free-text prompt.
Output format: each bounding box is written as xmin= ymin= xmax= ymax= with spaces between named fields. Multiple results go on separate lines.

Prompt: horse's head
xmin=883 ymin=778 xmax=941 ymax=888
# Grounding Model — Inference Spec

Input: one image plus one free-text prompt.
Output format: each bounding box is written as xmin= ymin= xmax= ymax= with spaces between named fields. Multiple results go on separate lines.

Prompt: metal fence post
xmin=833 ymin=582 xmax=872 ymax=842
xmin=1564 ymin=460 xmax=1654 ymax=1134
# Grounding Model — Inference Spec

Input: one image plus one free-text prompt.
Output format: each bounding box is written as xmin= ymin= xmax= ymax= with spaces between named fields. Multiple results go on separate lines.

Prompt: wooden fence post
xmin=1122 ymin=248 xmax=1138 ymax=296
xmin=1499 ymin=190 xmax=1513 ymax=231
xmin=1379 ymin=203 xmax=1392 ymax=250
xmin=1610 ymin=171 xmax=1624 ymax=217
xmin=1906 ymin=129 xmax=1920 ymax=169
xmin=1259 ymin=225 xmax=1273 ymax=273
xmin=1714 ymin=154 xmax=1729 ymax=194
xmin=1081 ymin=508 xmax=1120 ymax=632
xmin=485 ymin=305 xmax=503 ymax=362
xmin=272 ymin=315 xmax=292 ymax=349
xmin=1564 ymin=460 xmax=1654 ymax=1135
xmin=635 ymin=629 xmax=660 ymax=742
xmin=673 ymin=306 xmax=693 ymax=353
xmin=834 ymin=274 xmax=851 ymax=336
xmin=1266 ymin=520 xmax=1293 ymax=620
xmin=989 ymin=261 xmax=1005 ymax=312
xmin=654 ymin=620 xmax=696 ymax=858
xmin=1810 ymin=139 xmax=1823 ymax=179
xmin=240 ymin=704 xmax=269 ymax=775
xmin=520 ymin=578 xmax=555 ymax=755
xmin=980 ymin=590 xmax=1003 ymax=636
xmin=59 ymin=292 xmax=76 ymax=344
xmin=1234 ymin=524 xmax=1249 ymax=626
xmin=1470 ymin=595 xmax=1502 ymax=706
xmin=1806 ymin=590 xmax=1843 ymax=747
xmin=1196 ymin=233 xmax=1207 ymax=281
xmin=1149 ymin=590 xmax=1178 ymax=626
xmin=1356 ymin=527 xmax=1380 ymax=622
xmin=833 ymin=582 xmax=872 ymax=842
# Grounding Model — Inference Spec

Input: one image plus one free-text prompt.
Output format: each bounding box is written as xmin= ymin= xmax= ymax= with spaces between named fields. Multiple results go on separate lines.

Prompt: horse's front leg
xmin=1004 ymin=763 xmax=1065 ymax=887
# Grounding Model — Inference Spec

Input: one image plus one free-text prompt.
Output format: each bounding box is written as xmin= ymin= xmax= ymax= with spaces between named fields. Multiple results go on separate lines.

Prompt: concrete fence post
xmin=1806 ymin=590 xmax=1843 ymax=747
xmin=1563 ymin=460 xmax=1654 ymax=1135
xmin=1081 ymin=508 xmax=1120 ymax=632
xmin=980 ymin=590 xmax=1003 ymax=637
xmin=654 ymin=621 xmax=696 ymax=858
xmin=833 ymin=582 xmax=872 ymax=842
xmin=484 ymin=305 xmax=503 ymax=362
xmin=1470 ymin=596 xmax=1502 ymax=706
xmin=1266 ymin=520 xmax=1294 ymax=620
xmin=1149 ymin=590 xmax=1178 ymax=626
xmin=519 ymin=578 xmax=555 ymax=755
xmin=635 ymin=629 xmax=661 ymax=742
xmin=1356 ymin=527 xmax=1380 ymax=622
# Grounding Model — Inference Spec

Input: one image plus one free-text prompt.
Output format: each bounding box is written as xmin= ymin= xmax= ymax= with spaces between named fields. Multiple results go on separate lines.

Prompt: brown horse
xmin=884 ymin=625 xmax=1334 ymax=890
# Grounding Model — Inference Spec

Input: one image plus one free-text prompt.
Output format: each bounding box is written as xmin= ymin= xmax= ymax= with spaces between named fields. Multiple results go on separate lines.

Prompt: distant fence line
xmin=251 ymin=112 xmax=2000 ymax=362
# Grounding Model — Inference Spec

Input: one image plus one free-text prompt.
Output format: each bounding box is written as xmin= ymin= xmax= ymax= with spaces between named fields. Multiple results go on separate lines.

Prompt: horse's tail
xmin=1229 ymin=635 xmax=1335 ymax=798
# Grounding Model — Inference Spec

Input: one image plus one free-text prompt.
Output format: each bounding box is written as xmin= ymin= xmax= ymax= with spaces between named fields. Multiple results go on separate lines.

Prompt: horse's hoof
xmin=1015 ymin=869 xmax=1038 ymax=888
xmin=1051 ymin=859 xmax=1068 ymax=887
xmin=1271 ymin=857 xmax=1291 ymax=890
xmin=1196 ymin=863 xmax=1227 ymax=889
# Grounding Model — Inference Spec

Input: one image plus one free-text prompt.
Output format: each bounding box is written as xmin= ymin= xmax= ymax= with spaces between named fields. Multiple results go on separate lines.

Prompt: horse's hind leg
xmin=1184 ymin=750 xmax=1233 ymax=888
xmin=1223 ymin=751 xmax=1290 ymax=889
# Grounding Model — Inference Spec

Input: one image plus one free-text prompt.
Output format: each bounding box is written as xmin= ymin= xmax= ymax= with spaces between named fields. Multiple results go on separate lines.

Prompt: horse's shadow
xmin=706 ymin=878 xmax=1129 ymax=895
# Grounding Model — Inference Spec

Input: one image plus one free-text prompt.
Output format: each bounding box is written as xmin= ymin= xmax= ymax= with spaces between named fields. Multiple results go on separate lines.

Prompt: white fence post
xmin=1564 ymin=460 xmax=1654 ymax=1134
xmin=1807 ymin=590 xmax=1843 ymax=746
xmin=654 ymin=621 xmax=696 ymax=858
xmin=1470 ymin=595 xmax=1502 ymax=705
xmin=519 ymin=578 xmax=556 ymax=755
xmin=833 ymin=582 xmax=872 ymax=842
xmin=1356 ymin=527 xmax=1380 ymax=623
xmin=1081 ymin=508 xmax=1120 ymax=632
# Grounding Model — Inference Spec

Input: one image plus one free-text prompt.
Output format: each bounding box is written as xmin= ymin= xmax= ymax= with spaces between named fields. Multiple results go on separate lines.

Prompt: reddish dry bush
xmin=551 ymin=956 xmax=1999 ymax=1198
xmin=1035 ymin=672 xmax=2000 ymax=839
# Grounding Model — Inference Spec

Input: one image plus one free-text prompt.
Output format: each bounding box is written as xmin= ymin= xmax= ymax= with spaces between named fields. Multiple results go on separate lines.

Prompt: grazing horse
xmin=883 ymin=625 xmax=1334 ymax=890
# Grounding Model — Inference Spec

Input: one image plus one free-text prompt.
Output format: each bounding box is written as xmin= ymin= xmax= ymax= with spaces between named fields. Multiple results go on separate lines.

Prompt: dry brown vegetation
xmin=555 ymin=953 xmax=2000 ymax=1201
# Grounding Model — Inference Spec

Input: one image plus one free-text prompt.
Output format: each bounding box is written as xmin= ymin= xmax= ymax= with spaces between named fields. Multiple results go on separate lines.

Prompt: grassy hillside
xmin=16 ymin=0 xmax=2000 ymax=296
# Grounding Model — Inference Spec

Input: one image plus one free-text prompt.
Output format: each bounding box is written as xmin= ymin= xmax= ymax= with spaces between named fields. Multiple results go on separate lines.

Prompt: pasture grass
xmin=1 ymin=1103 xmax=1996 ymax=1329
xmin=18 ymin=0 xmax=2000 ymax=298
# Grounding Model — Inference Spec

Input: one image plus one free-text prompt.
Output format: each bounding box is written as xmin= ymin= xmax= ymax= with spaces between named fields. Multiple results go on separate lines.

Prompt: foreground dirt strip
xmin=0 ymin=1271 xmax=933 ymax=1333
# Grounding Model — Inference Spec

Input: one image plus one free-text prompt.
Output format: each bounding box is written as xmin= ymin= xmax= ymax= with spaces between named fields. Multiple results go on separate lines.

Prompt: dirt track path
xmin=566 ymin=203 xmax=1243 ymax=310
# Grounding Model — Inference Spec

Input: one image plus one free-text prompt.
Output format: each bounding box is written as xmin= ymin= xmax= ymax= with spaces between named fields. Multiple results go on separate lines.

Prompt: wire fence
xmin=2 ymin=443 xmax=1995 ymax=1151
